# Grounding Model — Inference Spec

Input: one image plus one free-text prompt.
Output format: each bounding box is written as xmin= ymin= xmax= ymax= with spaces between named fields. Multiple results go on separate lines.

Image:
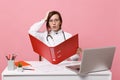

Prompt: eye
xmin=49 ymin=19 xmax=60 ymax=23
xmin=49 ymin=20 xmax=53 ymax=22
xmin=54 ymin=19 xmax=59 ymax=22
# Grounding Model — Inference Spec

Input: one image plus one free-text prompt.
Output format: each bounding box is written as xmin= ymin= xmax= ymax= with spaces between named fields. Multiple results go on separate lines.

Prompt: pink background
xmin=0 ymin=0 xmax=120 ymax=80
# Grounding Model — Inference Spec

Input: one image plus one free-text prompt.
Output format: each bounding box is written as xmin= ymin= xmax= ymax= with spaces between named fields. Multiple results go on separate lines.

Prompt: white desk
xmin=2 ymin=61 xmax=112 ymax=80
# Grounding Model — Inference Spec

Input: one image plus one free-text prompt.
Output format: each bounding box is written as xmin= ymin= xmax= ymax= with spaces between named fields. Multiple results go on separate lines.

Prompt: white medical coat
xmin=28 ymin=19 xmax=79 ymax=61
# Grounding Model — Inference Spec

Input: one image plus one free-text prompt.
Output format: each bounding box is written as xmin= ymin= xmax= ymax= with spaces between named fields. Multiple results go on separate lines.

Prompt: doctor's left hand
xmin=76 ymin=48 xmax=82 ymax=54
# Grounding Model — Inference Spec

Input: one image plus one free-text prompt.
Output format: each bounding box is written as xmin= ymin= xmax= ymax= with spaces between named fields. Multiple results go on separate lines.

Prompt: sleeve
xmin=69 ymin=54 xmax=80 ymax=61
xmin=28 ymin=19 xmax=46 ymax=38
xmin=64 ymin=32 xmax=72 ymax=40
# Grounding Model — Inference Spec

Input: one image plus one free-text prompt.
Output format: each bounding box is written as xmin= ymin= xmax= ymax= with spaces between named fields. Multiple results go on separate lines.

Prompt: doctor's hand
xmin=76 ymin=48 xmax=82 ymax=54
xmin=44 ymin=11 xmax=50 ymax=21
xmin=66 ymin=48 xmax=82 ymax=61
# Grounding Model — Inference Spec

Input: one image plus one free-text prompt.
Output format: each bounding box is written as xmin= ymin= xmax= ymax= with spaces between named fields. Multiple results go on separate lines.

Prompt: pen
xmin=5 ymin=54 xmax=17 ymax=60
xmin=11 ymin=54 xmax=17 ymax=60
xmin=23 ymin=68 xmax=35 ymax=71
xmin=5 ymin=56 xmax=9 ymax=60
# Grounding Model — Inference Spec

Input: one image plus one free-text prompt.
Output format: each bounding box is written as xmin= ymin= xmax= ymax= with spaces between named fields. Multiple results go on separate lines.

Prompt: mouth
xmin=51 ymin=26 xmax=59 ymax=31
xmin=52 ymin=26 xmax=57 ymax=28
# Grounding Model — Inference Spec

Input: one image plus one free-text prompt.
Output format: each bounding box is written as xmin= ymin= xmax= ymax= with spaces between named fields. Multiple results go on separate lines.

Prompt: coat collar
xmin=50 ymin=29 xmax=63 ymax=35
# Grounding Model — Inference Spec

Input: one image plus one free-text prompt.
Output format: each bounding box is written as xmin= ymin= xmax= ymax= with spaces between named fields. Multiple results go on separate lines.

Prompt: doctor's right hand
xmin=44 ymin=11 xmax=50 ymax=21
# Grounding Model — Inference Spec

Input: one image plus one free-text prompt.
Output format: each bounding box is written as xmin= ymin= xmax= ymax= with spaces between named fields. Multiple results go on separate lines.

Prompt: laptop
xmin=66 ymin=46 xmax=116 ymax=74
xmin=29 ymin=34 xmax=79 ymax=64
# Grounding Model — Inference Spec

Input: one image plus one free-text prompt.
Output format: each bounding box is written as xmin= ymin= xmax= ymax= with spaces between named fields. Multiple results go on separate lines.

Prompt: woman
xmin=29 ymin=11 xmax=81 ymax=61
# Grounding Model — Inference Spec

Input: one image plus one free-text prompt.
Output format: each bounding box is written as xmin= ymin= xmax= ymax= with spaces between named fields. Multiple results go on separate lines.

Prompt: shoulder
xmin=64 ymin=31 xmax=72 ymax=36
xmin=64 ymin=31 xmax=72 ymax=39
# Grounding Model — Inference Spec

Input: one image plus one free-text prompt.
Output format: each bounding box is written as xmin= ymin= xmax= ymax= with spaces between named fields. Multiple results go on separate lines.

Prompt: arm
xmin=28 ymin=12 xmax=49 ymax=38
xmin=28 ymin=19 xmax=46 ymax=36
xmin=28 ymin=11 xmax=49 ymax=36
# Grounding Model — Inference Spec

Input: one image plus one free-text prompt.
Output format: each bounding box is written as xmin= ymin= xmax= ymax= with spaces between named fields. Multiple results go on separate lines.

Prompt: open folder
xmin=29 ymin=34 xmax=79 ymax=64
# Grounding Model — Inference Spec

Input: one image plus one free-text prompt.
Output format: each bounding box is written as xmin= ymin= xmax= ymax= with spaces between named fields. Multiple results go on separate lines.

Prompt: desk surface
xmin=2 ymin=61 xmax=111 ymax=76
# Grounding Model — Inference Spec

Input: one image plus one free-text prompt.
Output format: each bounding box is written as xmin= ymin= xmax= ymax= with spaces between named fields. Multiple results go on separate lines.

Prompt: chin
xmin=53 ymin=29 xmax=59 ymax=31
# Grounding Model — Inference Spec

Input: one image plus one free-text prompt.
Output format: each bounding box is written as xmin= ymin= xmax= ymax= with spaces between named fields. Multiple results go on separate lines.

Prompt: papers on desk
xmin=33 ymin=64 xmax=65 ymax=72
xmin=31 ymin=61 xmax=81 ymax=73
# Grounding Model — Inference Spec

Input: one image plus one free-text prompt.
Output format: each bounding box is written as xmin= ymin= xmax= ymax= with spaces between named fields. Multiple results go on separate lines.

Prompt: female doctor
xmin=29 ymin=11 xmax=81 ymax=61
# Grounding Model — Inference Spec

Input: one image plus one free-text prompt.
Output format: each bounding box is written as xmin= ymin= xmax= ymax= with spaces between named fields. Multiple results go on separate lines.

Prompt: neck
xmin=53 ymin=29 xmax=61 ymax=32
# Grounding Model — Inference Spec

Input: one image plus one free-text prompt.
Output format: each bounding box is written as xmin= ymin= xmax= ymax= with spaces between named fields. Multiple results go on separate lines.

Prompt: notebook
xmin=15 ymin=61 xmax=31 ymax=67
xmin=29 ymin=34 xmax=79 ymax=64
xmin=66 ymin=46 xmax=116 ymax=74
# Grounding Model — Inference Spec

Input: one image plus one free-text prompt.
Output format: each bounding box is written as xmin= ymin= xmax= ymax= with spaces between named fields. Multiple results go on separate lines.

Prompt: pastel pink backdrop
xmin=0 ymin=0 xmax=120 ymax=80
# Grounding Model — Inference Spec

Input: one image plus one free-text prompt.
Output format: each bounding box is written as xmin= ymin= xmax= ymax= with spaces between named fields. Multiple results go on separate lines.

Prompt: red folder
xmin=29 ymin=34 xmax=79 ymax=64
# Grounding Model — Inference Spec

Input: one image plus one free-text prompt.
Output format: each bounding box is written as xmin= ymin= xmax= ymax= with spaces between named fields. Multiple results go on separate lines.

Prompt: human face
xmin=49 ymin=14 xmax=61 ymax=32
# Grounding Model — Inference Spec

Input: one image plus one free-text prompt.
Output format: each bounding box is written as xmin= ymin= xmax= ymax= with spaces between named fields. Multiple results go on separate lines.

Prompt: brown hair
xmin=46 ymin=11 xmax=62 ymax=32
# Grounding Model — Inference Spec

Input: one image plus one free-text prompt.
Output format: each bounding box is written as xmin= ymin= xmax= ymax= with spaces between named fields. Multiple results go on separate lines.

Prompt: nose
xmin=52 ymin=21 xmax=56 ymax=25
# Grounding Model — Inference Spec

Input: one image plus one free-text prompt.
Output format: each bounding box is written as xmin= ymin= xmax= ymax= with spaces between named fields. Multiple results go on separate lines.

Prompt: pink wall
xmin=0 ymin=0 xmax=120 ymax=80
